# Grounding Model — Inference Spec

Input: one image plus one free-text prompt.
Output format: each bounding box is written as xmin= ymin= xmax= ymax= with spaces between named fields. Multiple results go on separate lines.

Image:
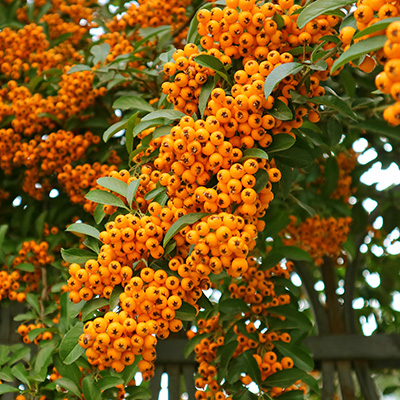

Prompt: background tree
xmin=0 ymin=0 xmax=400 ymax=400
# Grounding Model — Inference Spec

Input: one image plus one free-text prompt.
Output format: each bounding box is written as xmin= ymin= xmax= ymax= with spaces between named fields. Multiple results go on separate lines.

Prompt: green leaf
xmin=163 ymin=213 xmax=210 ymax=246
xmin=327 ymin=117 xmax=343 ymax=147
xmin=127 ymin=179 xmax=141 ymax=207
xmin=297 ymin=0 xmax=355 ymax=29
xmin=26 ymin=293 xmax=40 ymax=315
xmin=110 ymin=285 xmax=124 ymax=310
xmin=0 ymin=384 xmax=19 ymax=395
xmin=291 ymin=195 xmax=316 ymax=217
xmin=91 ymin=43 xmax=110 ymax=65
xmin=0 ymin=225 xmax=7 ymax=249
xmin=184 ymin=332 xmax=212 ymax=358
xmin=194 ymin=54 xmax=232 ymax=84
xmin=35 ymin=210 xmax=47 ymax=237
xmin=66 ymin=223 xmax=101 ymax=241
xmin=50 ymin=32 xmax=74 ymax=47
xmin=153 ymin=125 xmax=172 ymax=139
xmin=55 ymin=377 xmax=81 ymax=397
xmin=0 ymin=346 xmax=10 ymax=366
xmin=219 ymin=298 xmax=249 ymax=315
xmin=264 ymin=368 xmax=310 ymax=389
xmin=11 ymin=363 xmax=30 ymax=387
xmin=61 ymin=248 xmax=97 ymax=264
xmin=268 ymin=305 xmax=313 ymax=332
xmin=253 ymin=169 xmax=269 ymax=193
xmin=240 ymin=148 xmax=269 ymax=161
xmin=28 ymin=328 xmax=48 ymax=341
xmin=141 ymin=109 xmax=185 ymax=122
xmin=94 ymin=203 xmax=106 ymax=225
xmin=310 ymin=95 xmax=357 ymax=121
xmin=331 ymin=35 xmax=387 ymax=73
xmin=59 ymin=322 xmax=85 ymax=365
xmin=218 ymin=340 xmax=238 ymax=381
xmin=280 ymin=245 xmax=312 ymax=262
xmin=175 ymin=301 xmax=197 ymax=321
xmin=272 ymin=391 xmax=304 ymax=400
xmin=275 ymin=147 xmax=313 ymax=168
xmin=144 ymin=187 xmax=166 ymax=201
xmin=97 ymin=177 xmax=128 ymax=198
xmin=15 ymin=263 xmax=35 ymax=272
xmin=103 ymin=119 xmax=128 ymax=142
xmin=53 ymin=353 xmax=82 ymax=387
xmin=67 ymin=64 xmax=92 ymax=74
xmin=85 ymin=189 xmax=129 ymax=210
xmin=354 ymin=17 xmax=400 ymax=39
xmin=199 ymin=76 xmax=215 ymax=117
xmin=0 ymin=367 xmax=14 ymax=382
xmin=113 ymin=96 xmax=154 ymax=112
xmin=274 ymin=341 xmax=314 ymax=372
xmin=241 ymin=351 xmax=262 ymax=385
xmin=82 ymin=375 xmax=102 ymax=400
xmin=268 ymin=134 xmax=296 ymax=153
xmin=126 ymin=112 xmax=138 ymax=154
xmin=98 ymin=376 xmax=124 ymax=391
xmin=125 ymin=386 xmax=152 ymax=400
xmin=323 ymin=156 xmax=339 ymax=197
xmin=34 ymin=342 xmax=56 ymax=376
xmin=81 ymin=298 xmax=109 ymax=321
xmin=349 ymin=119 xmax=400 ymax=142
xmin=269 ymin=99 xmax=294 ymax=121
xmin=133 ymin=118 xmax=164 ymax=137
xmin=8 ymin=346 xmax=30 ymax=366
xmin=264 ymin=63 xmax=303 ymax=98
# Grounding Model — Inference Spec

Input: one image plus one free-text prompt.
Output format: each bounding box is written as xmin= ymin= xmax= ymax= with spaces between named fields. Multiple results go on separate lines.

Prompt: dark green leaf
xmin=66 ymin=223 xmax=101 ymax=241
xmin=195 ymin=54 xmax=232 ymax=84
xmin=97 ymin=177 xmax=128 ymax=198
xmin=310 ymin=95 xmax=357 ymax=121
xmin=50 ymin=32 xmax=74 ymax=47
xmin=273 ymin=391 xmax=304 ymax=400
xmin=199 ymin=76 xmax=215 ymax=117
xmin=61 ymin=248 xmax=97 ymax=264
xmin=240 ymin=148 xmax=269 ymax=161
xmin=153 ymin=125 xmax=171 ymax=139
xmin=163 ymin=213 xmax=210 ymax=246
xmin=126 ymin=112 xmax=138 ymax=154
xmin=290 ymin=195 xmax=316 ymax=217
xmin=175 ymin=301 xmax=197 ymax=321
xmin=274 ymin=341 xmax=314 ymax=372
xmin=280 ymin=245 xmax=312 ymax=262
xmin=28 ymin=328 xmax=48 ymax=341
xmin=297 ymin=0 xmax=355 ymax=28
xmin=218 ymin=340 xmax=237 ymax=381
xmin=275 ymin=147 xmax=313 ymax=168
xmin=0 ymin=367 xmax=14 ymax=382
xmin=264 ymin=368 xmax=310 ymax=389
xmin=268 ymin=305 xmax=313 ymax=332
xmin=269 ymin=99 xmax=294 ymax=121
xmin=267 ymin=134 xmax=296 ymax=153
xmin=59 ymin=322 xmax=85 ymax=365
xmin=253 ymin=169 xmax=269 ymax=193
xmin=125 ymin=386 xmax=152 ymax=400
xmin=241 ymin=351 xmax=261 ymax=385
xmin=264 ymin=63 xmax=303 ymax=98
xmin=103 ymin=120 xmax=128 ymax=142
xmin=85 ymin=189 xmax=128 ymax=210
xmin=219 ymin=298 xmax=249 ymax=315
xmin=331 ymin=35 xmax=387 ymax=73
xmin=323 ymin=156 xmax=339 ymax=197
xmin=35 ymin=211 xmax=47 ymax=237
xmin=327 ymin=117 xmax=342 ymax=147
xmin=350 ymin=119 xmax=400 ymax=142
